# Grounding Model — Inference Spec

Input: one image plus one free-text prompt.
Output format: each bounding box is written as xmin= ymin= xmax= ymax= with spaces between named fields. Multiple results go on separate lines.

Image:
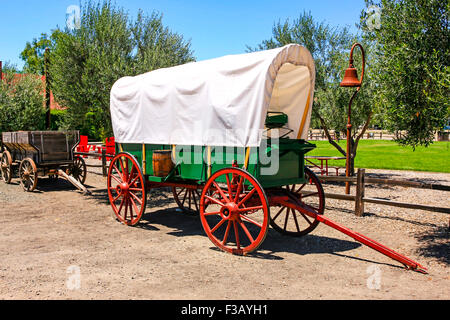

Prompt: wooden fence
xmin=310 ymin=169 xmax=450 ymax=216
xmin=75 ymin=149 xmax=113 ymax=176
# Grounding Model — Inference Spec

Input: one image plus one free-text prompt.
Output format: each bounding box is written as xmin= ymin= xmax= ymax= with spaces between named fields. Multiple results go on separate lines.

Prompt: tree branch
xmin=313 ymin=108 xmax=347 ymax=156
xmin=353 ymin=110 xmax=373 ymax=154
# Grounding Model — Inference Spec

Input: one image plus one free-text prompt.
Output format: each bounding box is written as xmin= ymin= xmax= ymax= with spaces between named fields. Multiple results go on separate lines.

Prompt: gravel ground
xmin=0 ymin=158 xmax=448 ymax=300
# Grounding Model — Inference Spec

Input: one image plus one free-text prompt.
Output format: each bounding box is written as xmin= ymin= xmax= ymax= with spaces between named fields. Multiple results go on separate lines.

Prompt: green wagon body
xmin=117 ymin=138 xmax=316 ymax=188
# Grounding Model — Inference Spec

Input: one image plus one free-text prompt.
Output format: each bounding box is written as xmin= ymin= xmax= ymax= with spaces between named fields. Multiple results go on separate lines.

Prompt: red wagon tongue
xmin=276 ymin=194 xmax=428 ymax=274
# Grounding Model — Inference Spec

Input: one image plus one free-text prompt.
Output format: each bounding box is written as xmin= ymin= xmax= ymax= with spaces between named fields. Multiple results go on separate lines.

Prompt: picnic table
xmin=305 ymin=155 xmax=346 ymax=176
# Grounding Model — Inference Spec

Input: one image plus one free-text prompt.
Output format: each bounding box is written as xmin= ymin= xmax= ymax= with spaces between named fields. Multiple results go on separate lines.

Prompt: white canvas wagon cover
xmin=110 ymin=44 xmax=316 ymax=147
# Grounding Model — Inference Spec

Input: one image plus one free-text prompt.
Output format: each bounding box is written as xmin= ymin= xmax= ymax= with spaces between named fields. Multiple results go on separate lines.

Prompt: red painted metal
xmin=340 ymin=43 xmax=365 ymax=88
xmin=273 ymin=193 xmax=428 ymax=273
xmin=341 ymin=43 xmax=366 ymax=194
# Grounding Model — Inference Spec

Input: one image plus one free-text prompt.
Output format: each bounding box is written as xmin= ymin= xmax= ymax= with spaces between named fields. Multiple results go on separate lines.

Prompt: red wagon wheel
xmin=1 ymin=150 xmax=13 ymax=184
xmin=67 ymin=156 xmax=87 ymax=185
xmin=270 ymin=167 xmax=325 ymax=237
xmin=19 ymin=158 xmax=38 ymax=192
xmin=107 ymin=152 xmax=147 ymax=226
xmin=200 ymin=167 xmax=269 ymax=255
xmin=172 ymin=186 xmax=201 ymax=215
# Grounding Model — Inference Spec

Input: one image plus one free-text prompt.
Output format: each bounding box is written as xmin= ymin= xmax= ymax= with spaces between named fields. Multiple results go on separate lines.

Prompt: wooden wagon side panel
xmin=1 ymin=131 xmax=80 ymax=165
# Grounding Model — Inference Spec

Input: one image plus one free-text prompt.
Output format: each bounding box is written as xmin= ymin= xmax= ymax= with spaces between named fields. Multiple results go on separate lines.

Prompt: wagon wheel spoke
xmin=270 ymin=167 xmax=324 ymax=237
xmin=213 ymin=181 xmax=230 ymax=203
xmin=117 ymin=197 xmax=126 ymax=217
xmin=192 ymin=191 xmax=199 ymax=212
xmin=108 ymin=153 xmax=146 ymax=226
xmin=239 ymin=214 xmax=263 ymax=228
xmin=173 ymin=187 xmax=201 ymax=215
xmin=127 ymin=166 xmax=136 ymax=184
xmin=200 ymin=167 xmax=269 ymax=255
xmin=237 ymin=188 xmax=256 ymax=207
xmin=129 ymin=190 xmax=143 ymax=205
xmin=292 ymin=210 xmax=301 ymax=232
xmin=222 ymin=221 xmax=232 ymax=245
xmin=283 ymin=208 xmax=290 ymax=231
xmin=234 ymin=176 xmax=245 ymax=203
xmin=205 ymin=195 xmax=225 ymax=207
xmin=112 ymin=193 xmax=122 ymax=202
xmin=272 ymin=206 xmax=287 ymax=221
xmin=112 ymin=165 xmax=124 ymax=181
xmin=181 ymin=188 xmax=189 ymax=206
xmin=225 ymin=174 xmax=233 ymax=199
xmin=238 ymin=220 xmax=255 ymax=243
xmin=299 ymin=212 xmax=313 ymax=225
xmin=238 ymin=205 xmax=263 ymax=213
xmin=19 ymin=158 xmax=37 ymax=192
xmin=294 ymin=183 xmax=306 ymax=194
xmin=233 ymin=220 xmax=241 ymax=250
xmin=211 ymin=218 xmax=227 ymax=234
xmin=188 ymin=190 xmax=193 ymax=209
xmin=203 ymin=211 xmax=221 ymax=216
xmin=301 ymin=192 xmax=319 ymax=199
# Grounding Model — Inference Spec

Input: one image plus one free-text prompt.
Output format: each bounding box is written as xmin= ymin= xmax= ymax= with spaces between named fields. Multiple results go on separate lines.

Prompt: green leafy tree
xmin=250 ymin=11 xmax=377 ymax=175
xmin=360 ymin=0 xmax=449 ymax=148
xmin=47 ymin=0 xmax=194 ymax=140
xmin=0 ymin=69 xmax=45 ymax=134
xmin=20 ymin=33 xmax=53 ymax=75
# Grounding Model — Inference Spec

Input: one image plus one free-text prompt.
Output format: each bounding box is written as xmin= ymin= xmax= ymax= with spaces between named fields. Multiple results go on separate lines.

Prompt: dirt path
xmin=0 ymin=166 xmax=448 ymax=300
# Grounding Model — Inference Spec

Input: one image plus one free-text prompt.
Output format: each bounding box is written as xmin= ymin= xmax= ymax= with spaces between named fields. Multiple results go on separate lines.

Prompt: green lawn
xmin=306 ymin=140 xmax=450 ymax=173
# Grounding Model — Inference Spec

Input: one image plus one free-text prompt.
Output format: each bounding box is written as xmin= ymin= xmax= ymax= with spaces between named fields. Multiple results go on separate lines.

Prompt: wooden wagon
xmin=0 ymin=130 xmax=87 ymax=192
xmin=106 ymin=44 xmax=426 ymax=272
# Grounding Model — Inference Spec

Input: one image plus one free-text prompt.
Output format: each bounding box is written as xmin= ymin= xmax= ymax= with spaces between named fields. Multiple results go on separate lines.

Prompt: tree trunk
xmin=313 ymin=108 xmax=373 ymax=177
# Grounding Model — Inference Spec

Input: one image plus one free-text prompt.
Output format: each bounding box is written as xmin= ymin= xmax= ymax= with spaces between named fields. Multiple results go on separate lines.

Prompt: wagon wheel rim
xmin=270 ymin=167 xmax=324 ymax=237
xmin=69 ymin=156 xmax=87 ymax=185
xmin=1 ymin=150 xmax=13 ymax=184
xmin=172 ymin=186 xmax=201 ymax=215
xmin=200 ymin=168 xmax=269 ymax=255
xmin=18 ymin=158 xmax=38 ymax=192
xmin=107 ymin=153 xmax=146 ymax=226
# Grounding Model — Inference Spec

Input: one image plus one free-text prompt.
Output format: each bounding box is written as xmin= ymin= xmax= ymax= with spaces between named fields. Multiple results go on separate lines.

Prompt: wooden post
xmin=102 ymin=148 xmax=107 ymax=177
xmin=355 ymin=168 xmax=365 ymax=216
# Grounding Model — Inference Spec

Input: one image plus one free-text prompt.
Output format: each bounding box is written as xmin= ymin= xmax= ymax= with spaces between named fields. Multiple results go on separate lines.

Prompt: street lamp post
xmin=340 ymin=43 xmax=365 ymax=195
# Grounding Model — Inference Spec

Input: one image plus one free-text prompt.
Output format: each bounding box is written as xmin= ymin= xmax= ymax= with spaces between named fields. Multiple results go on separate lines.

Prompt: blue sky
xmin=0 ymin=0 xmax=367 ymax=70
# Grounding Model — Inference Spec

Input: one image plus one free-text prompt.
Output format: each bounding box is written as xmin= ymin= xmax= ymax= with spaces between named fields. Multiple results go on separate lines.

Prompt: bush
xmin=48 ymin=109 xmax=67 ymax=131
xmin=0 ymin=72 xmax=46 ymax=134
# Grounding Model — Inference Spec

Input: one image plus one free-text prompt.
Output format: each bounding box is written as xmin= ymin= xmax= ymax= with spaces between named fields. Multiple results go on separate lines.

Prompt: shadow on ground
xmin=87 ymin=186 xmax=405 ymax=269
xmin=415 ymin=226 xmax=449 ymax=265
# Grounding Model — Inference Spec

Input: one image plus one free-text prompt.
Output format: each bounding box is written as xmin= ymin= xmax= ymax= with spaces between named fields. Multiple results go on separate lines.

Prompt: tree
xmin=20 ymin=33 xmax=53 ymax=75
xmin=47 ymin=0 xmax=194 ymax=140
xmin=360 ymin=0 xmax=449 ymax=148
xmin=0 ymin=69 xmax=46 ymax=134
xmin=249 ymin=11 xmax=377 ymax=175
